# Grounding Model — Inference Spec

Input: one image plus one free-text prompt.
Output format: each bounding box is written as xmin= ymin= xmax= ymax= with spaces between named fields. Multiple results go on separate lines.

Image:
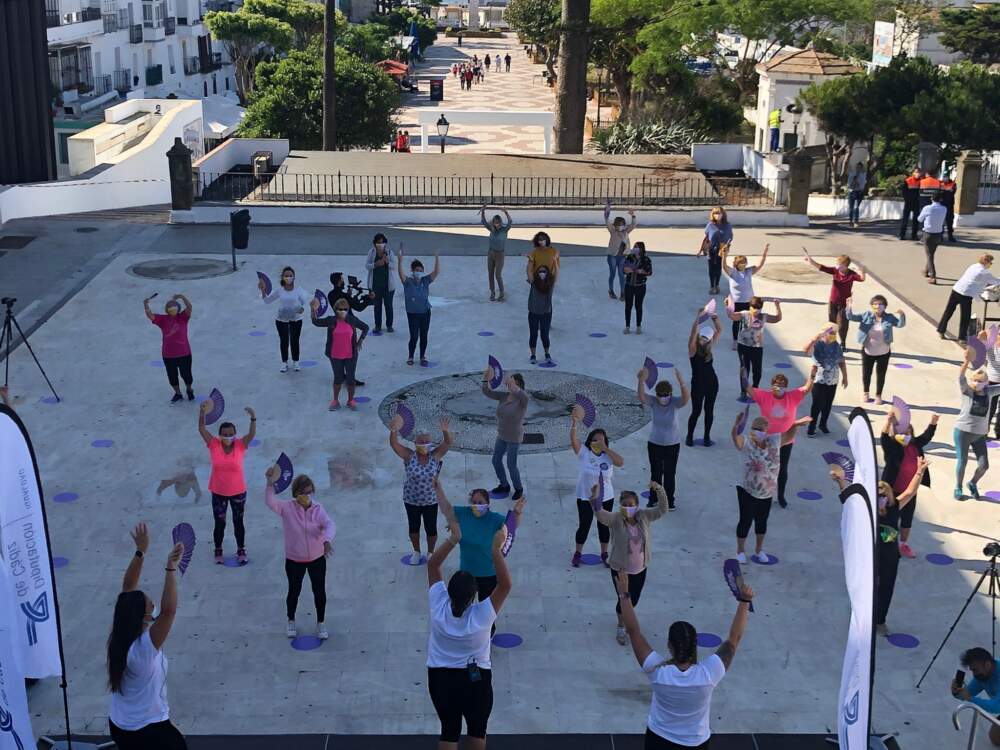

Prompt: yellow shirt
xmin=528 ymin=246 xmax=560 ymax=277
xmin=768 ymin=109 xmax=781 ymax=128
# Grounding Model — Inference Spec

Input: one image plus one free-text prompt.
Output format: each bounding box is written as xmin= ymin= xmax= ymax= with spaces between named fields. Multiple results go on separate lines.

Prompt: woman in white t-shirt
xmin=721 ymin=244 xmax=768 ymax=349
xmin=107 ymin=522 xmax=186 ymax=750
xmin=259 ymin=265 xmax=310 ymax=372
xmin=615 ymin=570 xmax=755 ymax=749
xmin=426 ymin=512 xmax=512 ymax=748
xmin=569 ymin=409 xmax=625 ymax=568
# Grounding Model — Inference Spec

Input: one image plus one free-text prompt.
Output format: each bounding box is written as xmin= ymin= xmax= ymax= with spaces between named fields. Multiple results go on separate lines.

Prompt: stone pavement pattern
xmin=4 ymin=235 xmax=998 ymax=747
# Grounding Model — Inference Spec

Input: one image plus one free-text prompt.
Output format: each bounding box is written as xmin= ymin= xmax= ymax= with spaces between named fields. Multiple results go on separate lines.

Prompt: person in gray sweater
xmin=481 ymin=366 xmax=529 ymax=500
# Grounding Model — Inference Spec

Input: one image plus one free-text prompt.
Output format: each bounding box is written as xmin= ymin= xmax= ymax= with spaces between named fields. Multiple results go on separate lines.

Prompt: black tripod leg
xmin=6 ymin=312 xmax=60 ymax=402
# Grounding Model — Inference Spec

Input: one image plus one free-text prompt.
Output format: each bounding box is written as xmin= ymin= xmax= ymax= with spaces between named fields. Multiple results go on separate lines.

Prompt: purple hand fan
xmin=575 ymin=393 xmax=596 ymax=428
xmin=273 ymin=452 xmax=294 ymax=494
xmin=967 ymin=335 xmax=987 ymax=369
xmin=501 ymin=510 xmax=517 ymax=558
xmin=171 ymin=522 xmax=196 ymax=577
xmin=988 ymin=324 xmax=999 ymax=350
xmin=735 ymin=404 xmax=751 ymax=436
xmin=723 ymin=558 xmax=754 ymax=612
xmin=697 ymin=298 xmax=717 ymax=324
xmin=488 ymin=355 xmax=504 ymax=390
xmin=314 ymin=289 xmax=328 ymax=317
xmin=891 ymin=396 xmax=911 ymax=433
xmin=390 ymin=402 xmax=415 ymax=438
xmin=204 ymin=387 xmax=225 ymax=425
xmin=257 ymin=271 xmax=272 ymax=296
xmin=643 ymin=357 xmax=658 ymax=389
xmin=823 ymin=451 xmax=855 ymax=483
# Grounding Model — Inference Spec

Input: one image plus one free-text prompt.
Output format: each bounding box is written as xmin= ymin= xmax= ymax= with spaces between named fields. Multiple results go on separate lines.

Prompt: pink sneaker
xmin=328 ymin=400 xmax=340 ymax=411
xmin=899 ymin=542 xmax=916 ymax=559
xmin=237 ymin=549 xmax=249 ymax=565
xmin=347 ymin=399 xmax=358 ymax=410
xmin=571 ymin=551 xmax=581 ymax=568
xmin=214 ymin=548 xmax=223 ymax=564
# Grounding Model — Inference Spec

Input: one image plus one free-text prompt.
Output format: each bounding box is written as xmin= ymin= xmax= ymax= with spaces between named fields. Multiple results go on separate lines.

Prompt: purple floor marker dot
xmin=489 ymin=489 xmax=510 ymax=500
xmin=299 ymin=360 xmax=318 ymax=368
xmin=222 ymin=557 xmax=251 ymax=568
xmin=589 ymin=333 xmax=607 ymax=338
xmin=893 ymin=363 xmax=913 ymax=369
xmin=836 ymin=439 xmax=850 ymax=448
xmin=53 ymin=492 xmax=78 ymax=503
xmin=887 ymin=633 xmax=919 ymax=648
xmin=39 ymin=396 xmax=59 ymax=405
xmin=248 ymin=330 xmax=267 ymax=337
xmin=797 ymin=490 xmax=823 ymax=501
xmin=290 ymin=635 xmax=323 ymax=651
xmin=989 ymin=441 xmax=1000 ymax=449
xmin=537 ymin=361 xmax=557 ymax=368
xmin=400 ymin=554 xmax=426 ymax=566
xmin=752 ymin=553 xmax=778 ymax=565
xmin=656 ymin=362 xmax=674 ymax=369
xmin=696 ymin=632 xmax=722 ymax=648
xmin=354 ymin=396 xmax=371 ymax=404
xmin=91 ymin=439 xmax=114 ymax=448
xmin=773 ymin=362 xmax=793 ymax=369
xmin=248 ymin=438 xmax=261 ymax=447
xmin=492 ymin=633 xmax=523 ymax=648
xmin=640 ymin=490 xmax=650 ymax=499
xmin=926 ymin=553 xmax=954 ymax=565
xmin=579 ymin=553 xmax=603 ymax=566
xmin=982 ymin=491 xmax=1000 ymax=504
xmin=478 ymin=331 xmax=495 ymax=337
xmin=420 ymin=361 xmax=439 ymax=368
xmin=149 ymin=360 xmax=165 ymax=368
xmin=370 ymin=330 xmax=383 ymax=337
xmin=53 ymin=557 xmax=69 ymax=568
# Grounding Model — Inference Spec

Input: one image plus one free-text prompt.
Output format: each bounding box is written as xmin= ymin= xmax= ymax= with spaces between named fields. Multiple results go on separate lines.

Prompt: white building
xmin=891 ymin=0 xmax=1000 ymax=66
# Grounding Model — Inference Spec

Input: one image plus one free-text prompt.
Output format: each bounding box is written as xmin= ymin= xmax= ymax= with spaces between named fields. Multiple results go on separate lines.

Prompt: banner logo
xmin=19 ymin=593 xmax=50 ymax=646
xmin=843 ymin=690 xmax=859 ymax=725
xmin=0 ymin=705 xmax=25 ymax=750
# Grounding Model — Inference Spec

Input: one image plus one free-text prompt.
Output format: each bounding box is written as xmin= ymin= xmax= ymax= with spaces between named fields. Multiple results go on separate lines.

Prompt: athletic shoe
xmin=623 ymin=327 xmax=630 ymax=335
xmin=512 ymin=488 xmax=524 ymax=501
xmin=355 ymin=380 xmax=365 ymax=387
xmin=778 ymin=498 xmax=788 ymax=508
xmin=636 ymin=326 xmax=642 ymax=335
xmin=318 ymin=624 xmax=329 ymax=640
xmin=409 ymin=552 xmax=422 ymax=566
xmin=601 ymin=552 xmax=610 ymax=568
xmin=407 ymin=359 xmax=414 ymax=366
xmin=736 ymin=552 xmax=747 ymax=564
xmin=807 ymin=426 xmax=816 ymax=437
xmin=490 ymin=292 xmax=496 ymax=301
xmin=491 ymin=484 xmax=511 ymax=495
xmin=347 ymin=400 xmax=358 ymax=410
xmin=237 ymin=549 xmax=248 ymax=565
xmin=280 ymin=363 xmax=288 ymax=373
xmin=819 ymin=425 xmax=831 ymax=434
xmin=287 ymin=621 xmax=297 ymax=638
xmin=968 ymin=481 xmax=981 ymax=500
xmin=702 ymin=437 xmax=713 ymax=447
xmin=755 ymin=551 xmax=769 ymax=563
xmin=498 ymin=293 xmax=505 ymax=302
xmin=899 ymin=542 xmax=916 ymax=559
xmin=329 ymin=400 xmax=340 ymax=411
xmin=608 ymin=290 xmax=617 ymax=299
xmin=685 ymin=436 xmax=694 ymax=447
xmin=420 ymin=359 xmax=428 ymax=367
xmin=571 ymin=551 xmax=581 ymax=568
xmin=530 ymin=354 xmax=537 ymax=364
xmin=171 ymin=393 xmax=183 ymax=403
xmin=186 ymin=389 xmax=195 ymax=401
xmin=954 ymin=487 xmax=964 ymax=500
xmin=545 ymin=352 xmax=552 ymax=362
xmin=668 ymin=502 xmax=676 ymax=511
xmin=293 ymin=361 xmax=301 ymax=372
xmin=214 ymin=547 xmax=223 ymax=564
xmin=386 ymin=326 xmax=394 ymax=333
xmin=874 ymin=396 xmax=883 ymax=406
xmin=616 ymin=626 xmax=628 ymax=645
xmin=875 ymin=623 xmax=889 ymax=637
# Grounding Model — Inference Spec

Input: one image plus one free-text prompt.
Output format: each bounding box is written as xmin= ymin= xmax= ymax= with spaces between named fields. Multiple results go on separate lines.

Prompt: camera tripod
xmin=915 ymin=546 xmax=999 ymax=688
xmin=1 ymin=297 xmax=60 ymax=402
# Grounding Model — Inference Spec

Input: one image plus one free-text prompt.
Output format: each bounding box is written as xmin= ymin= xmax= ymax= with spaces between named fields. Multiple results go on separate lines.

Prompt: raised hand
xmin=737 ymin=582 xmax=754 ymax=602
xmin=389 ymin=413 xmax=404 ymax=432
xmin=166 ymin=542 xmax=184 ymax=569
xmin=131 ymin=522 xmax=150 ymax=553
xmin=265 ymin=465 xmax=280 ymax=483
xmin=438 ymin=415 xmax=451 ymax=433
xmin=245 ymin=406 xmax=256 ymax=419
xmin=200 ymin=400 xmax=212 ymax=414
xmin=637 ymin=368 xmax=648 ymax=381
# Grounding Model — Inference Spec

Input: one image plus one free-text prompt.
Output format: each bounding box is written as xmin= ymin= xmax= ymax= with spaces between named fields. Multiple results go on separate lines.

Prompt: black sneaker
xmin=186 ymin=389 xmax=195 ymax=401
xmin=778 ymin=498 xmax=788 ymax=508
xmin=608 ymin=290 xmax=617 ymax=299
xmin=512 ymin=488 xmax=523 ymax=501
xmin=171 ymin=393 xmax=183 ymax=403
xmin=819 ymin=424 xmax=831 ymax=434
xmin=685 ymin=436 xmax=694 ymax=447
xmin=355 ymin=380 xmax=365 ymax=387
xmin=702 ymin=437 xmax=713 ymax=447
xmin=386 ymin=326 xmax=394 ymax=333
xmin=491 ymin=484 xmax=511 ymax=495
xmin=807 ymin=426 xmax=816 ymax=437
xmin=530 ymin=354 xmax=537 ymax=364
xmin=544 ymin=352 xmax=552 ymax=362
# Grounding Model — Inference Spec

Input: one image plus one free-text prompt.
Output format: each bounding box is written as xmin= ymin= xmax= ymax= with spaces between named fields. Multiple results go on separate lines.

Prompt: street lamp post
xmin=595 ymin=66 xmax=603 ymax=127
xmin=437 ymin=114 xmax=450 ymax=153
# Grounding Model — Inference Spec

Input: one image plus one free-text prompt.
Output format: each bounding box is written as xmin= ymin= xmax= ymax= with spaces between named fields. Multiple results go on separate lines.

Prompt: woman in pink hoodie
xmin=264 ymin=467 xmax=335 ymax=641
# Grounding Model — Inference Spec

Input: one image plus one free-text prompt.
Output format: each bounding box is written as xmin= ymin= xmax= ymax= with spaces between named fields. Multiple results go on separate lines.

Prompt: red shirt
xmin=819 ymin=265 xmax=862 ymax=305
xmin=152 ymin=309 xmax=191 ymax=358
xmin=893 ymin=443 xmax=919 ymax=495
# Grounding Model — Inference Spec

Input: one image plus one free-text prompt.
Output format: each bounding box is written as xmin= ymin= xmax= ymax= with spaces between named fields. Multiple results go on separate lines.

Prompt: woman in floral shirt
xmin=803 ymin=325 xmax=848 ymax=436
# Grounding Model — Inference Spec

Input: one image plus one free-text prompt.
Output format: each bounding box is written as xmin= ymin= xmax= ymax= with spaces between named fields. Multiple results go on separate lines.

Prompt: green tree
xmin=338 ymin=22 xmax=393 ymax=62
xmin=373 ymin=9 xmax=437 ymax=52
xmin=940 ymin=4 xmax=1000 ymax=65
xmin=589 ymin=0 xmax=659 ymax=115
xmin=243 ymin=0 xmax=324 ymax=48
xmin=204 ymin=10 xmax=294 ymax=105
xmin=240 ymin=49 xmax=400 ymax=150
xmin=505 ymin=0 xmax=561 ymax=77
xmin=553 ymin=0 xmax=591 ymax=153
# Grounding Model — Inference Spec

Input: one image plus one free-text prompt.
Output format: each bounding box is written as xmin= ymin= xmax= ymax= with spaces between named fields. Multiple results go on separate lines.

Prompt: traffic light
xmin=230 ymin=209 xmax=251 ymax=250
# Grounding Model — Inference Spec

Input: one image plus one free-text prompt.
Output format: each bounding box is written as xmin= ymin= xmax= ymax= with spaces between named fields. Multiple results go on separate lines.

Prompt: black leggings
xmin=428 ymin=666 xmax=493 ymax=742
xmin=624 ymin=284 xmax=647 ymax=327
xmin=163 ymin=354 xmax=193 ymax=389
xmin=731 ymin=301 xmax=750 ymax=340
xmin=738 ymin=344 xmax=763 ymax=390
xmin=828 ymin=302 xmax=849 ymax=347
xmin=900 ymin=493 xmax=917 ymax=530
xmin=611 ymin=566 xmax=647 ymax=615
xmin=861 ymin=350 xmax=890 ymax=395
xmin=876 ymin=541 xmax=900 ymax=625
xmin=109 ymin=719 xmax=187 ymax=750
xmin=528 ymin=311 xmax=551 ymax=351
xmin=576 ymin=498 xmax=613 ymax=545
xmin=646 ymin=442 xmax=679 ymax=506
xmin=777 ymin=442 xmax=793 ymax=504
xmin=212 ymin=493 xmax=246 ymax=550
xmin=405 ymin=502 xmax=438 ymax=536
xmin=810 ymin=382 xmax=837 ymax=430
xmin=285 ymin=556 xmax=327 ymax=622
xmin=687 ymin=373 xmax=719 ymax=441
xmin=646 ymin=728 xmax=711 ymax=749
xmin=373 ymin=289 xmax=394 ymax=330
xmin=707 ymin=254 xmax=722 ymax=288
xmin=736 ymin=486 xmax=772 ymax=538
xmin=275 ymin=319 xmax=302 ymax=362
xmin=407 ymin=310 xmax=431 ymax=359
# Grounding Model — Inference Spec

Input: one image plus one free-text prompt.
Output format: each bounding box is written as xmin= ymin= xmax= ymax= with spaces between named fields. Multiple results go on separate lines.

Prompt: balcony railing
xmin=113 ymin=68 xmax=132 ymax=93
xmin=164 ymin=16 xmax=175 ymax=34
xmin=103 ymin=13 xmax=118 ymax=32
xmin=184 ymin=56 xmax=200 ymax=75
xmin=130 ymin=23 xmax=142 ymax=42
xmin=201 ymin=52 xmax=223 ymax=73
xmin=145 ymin=64 xmax=163 ymax=86
xmin=93 ymin=73 xmax=112 ymax=96
xmin=47 ymin=6 xmax=102 ymax=27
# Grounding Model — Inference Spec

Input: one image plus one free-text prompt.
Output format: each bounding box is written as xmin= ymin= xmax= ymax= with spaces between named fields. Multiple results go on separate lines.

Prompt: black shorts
xmin=428 ymin=666 xmax=493 ymax=742
xmin=405 ymin=503 xmax=438 ymax=535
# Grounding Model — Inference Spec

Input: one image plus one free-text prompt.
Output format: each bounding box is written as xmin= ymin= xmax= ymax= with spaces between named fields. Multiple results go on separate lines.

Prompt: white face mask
xmin=335 ymin=309 xmax=348 ymax=317
xmin=375 ymin=242 xmax=386 ymax=252
xmin=220 ymin=434 xmax=236 ymax=444
xmin=623 ymin=506 xmax=638 ymax=518
xmin=773 ymin=386 xmax=786 ymax=397
xmin=751 ymin=429 xmax=767 ymax=441
xmin=412 ymin=270 xmax=424 ymax=279
xmin=657 ymin=396 xmax=671 ymax=406
xmin=975 ymin=381 xmax=987 ymax=393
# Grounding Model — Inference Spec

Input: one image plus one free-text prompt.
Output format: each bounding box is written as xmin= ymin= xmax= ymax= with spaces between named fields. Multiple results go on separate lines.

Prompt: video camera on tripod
xmin=346 ymin=275 xmax=373 ymax=297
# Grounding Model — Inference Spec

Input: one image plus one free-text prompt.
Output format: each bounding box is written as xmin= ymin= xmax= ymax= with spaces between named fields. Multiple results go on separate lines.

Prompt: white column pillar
xmin=421 ymin=124 xmax=428 ymax=153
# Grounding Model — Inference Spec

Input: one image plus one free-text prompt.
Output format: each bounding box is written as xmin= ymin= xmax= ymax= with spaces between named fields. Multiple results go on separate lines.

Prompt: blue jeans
xmin=606 ymin=254 xmax=624 ymax=296
xmin=847 ymin=190 xmax=864 ymax=224
xmin=954 ymin=427 xmax=988 ymax=489
xmin=769 ymin=127 xmax=780 ymax=152
xmin=491 ymin=438 xmax=522 ymax=490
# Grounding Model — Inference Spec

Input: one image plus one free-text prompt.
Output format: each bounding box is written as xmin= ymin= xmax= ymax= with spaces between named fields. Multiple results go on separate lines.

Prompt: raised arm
xmin=765 ymin=300 xmax=782 ymax=324
xmin=432 ymin=416 xmax=453 ymax=460
xmin=198 ymin=400 xmax=214 ymax=446
xmin=397 ymin=252 xmax=407 ymax=285
xmin=603 ymin=202 xmax=613 ymax=230
xmin=488 ymin=527 xmax=512 ymax=614
xmin=802 ymin=247 xmax=822 ymax=270
xmin=429 ymin=253 xmax=441 ymax=282
xmin=844 ymin=298 xmax=863 ymax=322
xmin=481 ymin=366 xmax=503 ymax=400
xmin=173 ymin=293 xmax=192 ymax=316
xmin=143 ymin=296 xmax=156 ymax=322
xmin=626 ymin=210 xmax=637 ymax=232
xmin=893 ymin=310 xmax=907 ymax=328
xmin=263 ymin=468 xmax=283 ymax=516
xmin=756 ymin=243 xmax=769 ymax=271
xmin=122 ymin=522 xmax=149 ymax=592
xmin=782 ymin=416 xmax=812 ymax=446
xmin=615 ymin=570 xmax=654 ymax=667
xmin=855 ymin=263 xmax=867 ymax=283
xmin=434 ymin=477 xmax=460 ymax=538
xmin=427 ymin=523 xmax=460 ymax=587
xmin=715 ymin=583 xmax=754 ymax=670
xmin=149 ymin=542 xmax=183 ymax=650
xmin=569 ymin=414 xmax=582 ymax=454
xmin=636 ymin=369 xmax=648 ymax=405
xmin=731 ymin=413 xmax=745 ymax=451
xmin=720 ymin=246 xmax=732 ymax=276
xmin=896 ymin=457 xmax=929 ymax=508
xmin=241 ymin=406 xmax=256 ymax=447
xmin=388 ymin=415 xmax=413 ymax=461
xmin=726 ymin=299 xmax=742 ymax=322
xmin=502 ymin=208 xmax=512 ymax=227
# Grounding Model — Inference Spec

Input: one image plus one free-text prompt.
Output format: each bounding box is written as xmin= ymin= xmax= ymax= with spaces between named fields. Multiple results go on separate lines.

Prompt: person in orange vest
xmin=918 ymin=172 xmax=942 ymax=212
xmin=940 ymin=172 xmax=957 ymax=242
xmin=899 ymin=168 xmax=923 ymax=241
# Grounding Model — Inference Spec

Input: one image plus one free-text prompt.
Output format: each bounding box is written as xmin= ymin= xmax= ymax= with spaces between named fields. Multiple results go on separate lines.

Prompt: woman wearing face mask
xmin=698 ymin=206 xmax=733 ymax=295
xmin=107 ymin=523 xmax=186 ymax=750
xmin=389 ymin=416 xmax=454 ymax=564
xmin=623 ymin=241 xmax=653 ymax=334
xmin=880 ymin=412 xmax=937 ymax=558
xmin=569 ymin=414 xmax=625 ymax=568
xmin=750 ymin=372 xmax=813 ymax=508
xmin=686 ymin=307 xmax=721 ymax=447
xmin=726 ymin=296 xmax=781 ymax=398
xmin=311 ymin=297 xmax=369 ymax=411
xmin=264 ymin=468 xmax=335 ymax=640
xmin=615 ymin=569 xmax=754 ymax=750
xmin=259 ymin=266 xmax=309 ymax=372
xmin=426 ymin=513 xmax=511 ymax=750
xmin=480 ymin=205 xmax=512 ymax=301
xmin=604 ymin=204 xmax=637 ymax=300
xmin=845 ymin=294 xmax=906 ymax=405
xmin=144 ymin=293 xmax=195 ymax=403
xmin=831 ymin=459 xmax=927 ymax=636
xmin=636 ymin=369 xmax=689 ymax=510
xmin=593 ymin=483 xmax=668 ymax=645
xmin=527 ymin=264 xmax=554 ymax=363
xmin=731 ymin=413 xmax=810 ymax=562
xmin=481 ymin=368 xmax=529 ymax=501
xmin=365 ymin=233 xmax=397 ymax=334
xmin=398 ymin=250 xmax=441 ymax=366
xmin=526 ymin=231 xmax=560 ymax=285
xmin=954 ymin=360 xmax=1000 ymax=500
xmin=199 ymin=403 xmax=256 ymax=565
xmin=721 ymin=244 xmax=768 ymax=350
xmin=803 ymin=325 xmax=848 ymax=436
xmin=803 ymin=249 xmax=865 ymax=348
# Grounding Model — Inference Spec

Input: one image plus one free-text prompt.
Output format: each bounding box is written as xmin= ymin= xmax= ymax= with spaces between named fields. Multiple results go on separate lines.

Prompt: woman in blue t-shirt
xmin=397 ymin=250 xmax=441 ymax=366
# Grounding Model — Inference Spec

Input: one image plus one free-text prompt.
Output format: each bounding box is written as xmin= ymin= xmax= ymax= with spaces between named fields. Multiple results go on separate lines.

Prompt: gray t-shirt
xmin=725 ymin=266 xmax=755 ymax=304
xmin=956 ymin=376 xmax=1000 ymax=435
xmin=528 ymin=283 xmax=553 ymax=315
xmin=647 ymin=395 xmax=680 ymax=446
xmin=482 ymin=384 xmax=529 ymax=443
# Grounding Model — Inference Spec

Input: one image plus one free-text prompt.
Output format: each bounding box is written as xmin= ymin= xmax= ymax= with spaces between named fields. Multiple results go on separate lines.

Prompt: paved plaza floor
xmin=2 ymin=222 xmax=998 ymax=747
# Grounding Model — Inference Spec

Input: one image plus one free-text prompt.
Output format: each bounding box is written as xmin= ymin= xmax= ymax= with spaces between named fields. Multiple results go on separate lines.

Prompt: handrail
xmin=953 ymin=701 xmax=1000 ymax=750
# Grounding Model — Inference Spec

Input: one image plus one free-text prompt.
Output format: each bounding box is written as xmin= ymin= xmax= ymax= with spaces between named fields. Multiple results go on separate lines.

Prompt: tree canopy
xmin=204 ymin=10 xmax=294 ymax=105
xmin=939 ymin=4 xmax=1000 ymax=65
xmin=242 ymin=0 xmax=324 ymax=48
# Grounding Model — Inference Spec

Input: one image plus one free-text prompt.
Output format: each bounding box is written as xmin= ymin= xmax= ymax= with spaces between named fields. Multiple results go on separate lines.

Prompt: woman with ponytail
xmin=615 ymin=570 xmax=755 ymax=749
xmin=426 ymin=509 xmax=512 ymax=749
xmin=107 ymin=522 xmax=187 ymax=750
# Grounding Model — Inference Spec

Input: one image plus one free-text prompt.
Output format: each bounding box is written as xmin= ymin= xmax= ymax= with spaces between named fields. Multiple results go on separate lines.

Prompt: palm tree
xmin=322 ymin=0 xmax=336 ymax=150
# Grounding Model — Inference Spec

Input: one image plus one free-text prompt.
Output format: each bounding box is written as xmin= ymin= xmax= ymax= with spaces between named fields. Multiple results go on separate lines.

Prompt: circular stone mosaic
xmin=377 ymin=370 xmax=648 ymax=455
xmin=126 ymin=258 xmax=236 ymax=280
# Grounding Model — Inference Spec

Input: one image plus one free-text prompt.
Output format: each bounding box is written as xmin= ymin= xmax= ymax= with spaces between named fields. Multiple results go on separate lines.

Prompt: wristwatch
xmin=134 ymin=550 xmax=143 ymax=558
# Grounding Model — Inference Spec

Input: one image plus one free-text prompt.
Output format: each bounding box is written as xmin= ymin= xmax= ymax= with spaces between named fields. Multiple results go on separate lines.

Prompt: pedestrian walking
xmin=481 ymin=365 xmax=528 ymax=500
xmin=938 ymin=254 xmax=1000 ymax=341
xmin=144 ymin=293 xmax=195 ymax=403
xmin=365 ymin=233 xmax=397 ymax=334
xmin=803 ymin=249 xmax=865 ymax=348
xmin=398 ymin=251 xmax=441 ymax=366
xmin=484 ymin=54 xmax=491 ymax=72
xmin=480 ymin=205 xmax=512 ymax=301
xmin=527 ymin=264 xmax=554 ymax=363
xmin=920 ymin=192 xmax=948 ymax=284
xmin=698 ymin=207 xmax=733 ymax=294
xmin=880 ymin=411 xmax=937 ymax=559
xmin=846 ymin=295 xmax=906 ymax=404
xmin=604 ymin=203 xmax=636 ymax=300
xmin=721 ymin=244 xmax=767 ymax=348
xmin=504 ymin=53 xmax=511 ymax=72
xmin=199 ymin=403 xmax=255 ymax=564
xmin=311 ymin=297 xmax=369 ymax=411
xmin=803 ymin=326 xmax=847 ymax=436
xmin=623 ymin=242 xmax=652 ymax=334
xmin=686 ymin=307 xmax=721 ymax=447
xmin=259 ymin=266 xmax=309 ymax=372
xmin=636 ymin=368 xmax=689 ymax=509
xmin=750 ymin=372 xmax=813 ymax=508
xmin=940 ymin=172 xmax=957 ymax=242
xmin=570 ymin=414 xmax=625 ymax=568
xmin=846 ymin=161 xmax=867 ymax=227
xmin=899 ymin=168 xmax=922 ymax=240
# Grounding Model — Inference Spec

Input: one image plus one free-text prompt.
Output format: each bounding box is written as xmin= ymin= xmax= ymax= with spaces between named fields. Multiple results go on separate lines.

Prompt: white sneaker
xmin=615 ymin=625 xmax=627 ymax=645
xmin=286 ymin=620 xmax=297 ymax=638
xmin=755 ymin=550 xmax=769 ymax=562
xmin=280 ymin=363 xmax=289 ymax=373
xmin=623 ymin=327 xmax=631 ymax=334
xmin=736 ymin=552 xmax=747 ymax=564
xmin=409 ymin=551 xmax=422 ymax=566
xmin=293 ymin=361 xmax=301 ymax=372
xmin=318 ymin=623 xmax=329 ymax=640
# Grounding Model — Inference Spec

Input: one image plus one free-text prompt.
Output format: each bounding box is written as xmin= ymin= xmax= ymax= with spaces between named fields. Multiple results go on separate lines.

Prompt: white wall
xmin=193 ymin=138 xmax=291 ymax=191
xmin=690 ymin=143 xmax=744 ymax=172
xmin=755 ymin=73 xmax=826 ymax=152
xmin=807 ymin=194 xmax=903 ymax=220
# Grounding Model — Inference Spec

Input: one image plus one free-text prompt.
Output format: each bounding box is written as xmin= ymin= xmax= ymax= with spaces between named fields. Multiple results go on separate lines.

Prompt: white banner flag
xmin=0 ymin=406 xmax=62 ymax=678
xmin=837 ymin=408 xmax=878 ymax=750
xmin=0 ymin=562 xmax=36 ymax=750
